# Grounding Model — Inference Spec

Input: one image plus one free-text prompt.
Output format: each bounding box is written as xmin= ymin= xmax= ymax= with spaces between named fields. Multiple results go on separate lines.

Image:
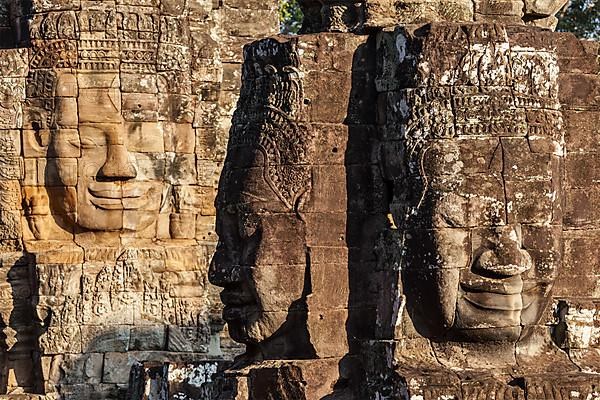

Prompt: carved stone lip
xmin=520 ymin=284 xmax=547 ymax=309
xmin=89 ymin=195 xmax=122 ymax=210
xmin=220 ymin=288 xmax=255 ymax=307
xmin=220 ymin=287 xmax=256 ymax=322
xmin=88 ymin=185 xmax=149 ymax=210
xmin=88 ymin=187 xmax=123 ymax=199
xmin=222 ymin=303 xmax=257 ymax=322
xmin=460 ymin=276 xmax=523 ymax=295
xmin=122 ymin=187 xmax=147 ymax=198
xmin=88 ymin=186 xmax=145 ymax=199
xmin=462 ymin=291 xmax=523 ymax=312
xmin=223 ymin=305 xmax=246 ymax=321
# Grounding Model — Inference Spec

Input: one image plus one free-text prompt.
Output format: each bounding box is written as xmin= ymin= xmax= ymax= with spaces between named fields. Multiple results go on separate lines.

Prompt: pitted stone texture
xmin=299 ymin=0 xmax=569 ymax=33
xmin=0 ymin=0 xmax=278 ymax=396
xmin=209 ymin=33 xmax=383 ymax=362
xmin=365 ymin=22 xmax=600 ymax=400
xmin=376 ymin=23 xmax=563 ymax=349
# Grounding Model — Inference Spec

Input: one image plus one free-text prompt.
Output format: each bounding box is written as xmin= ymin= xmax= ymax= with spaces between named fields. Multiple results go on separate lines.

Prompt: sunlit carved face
xmin=209 ymin=150 xmax=309 ymax=345
xmin=53 ymin=73 xmax=165 ymax=232
xmin=389 ymin=135 xmax=561 ymax=342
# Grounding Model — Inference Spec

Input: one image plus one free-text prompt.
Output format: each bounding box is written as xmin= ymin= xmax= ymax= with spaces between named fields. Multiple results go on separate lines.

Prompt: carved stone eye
xmin=80 ymin=137 xmax=100 ymax=149
xmin=239 ymin=213 xmax=259 ymax=240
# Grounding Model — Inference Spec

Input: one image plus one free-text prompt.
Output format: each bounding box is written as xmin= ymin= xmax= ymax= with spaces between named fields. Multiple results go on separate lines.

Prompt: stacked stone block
xmin=0 ymin=0 xmax=278 ymax=396
xmin=203 ymin=18 xmax=600 ymax=400
xmin=556 ymin=33 xmax=600 ymax=370
xmin=202 ymin=32 xmax=386 ymax=397
xmin=299 ymin=0 xmax=568 ymax=33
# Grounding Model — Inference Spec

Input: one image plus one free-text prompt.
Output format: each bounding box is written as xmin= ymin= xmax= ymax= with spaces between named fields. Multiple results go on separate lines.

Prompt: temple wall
xmin=0 ymin=0 xmax=599 ymax=397
xmin=0 ymin=0 xmax=278 ymax=397
xmin=557 ymin=32 xmax=600 ymax=363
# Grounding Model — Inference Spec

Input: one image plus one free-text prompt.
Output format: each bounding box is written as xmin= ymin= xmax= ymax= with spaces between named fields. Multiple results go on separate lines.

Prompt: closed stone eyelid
xmin=79 ymin=137 xmax=102 ymax=148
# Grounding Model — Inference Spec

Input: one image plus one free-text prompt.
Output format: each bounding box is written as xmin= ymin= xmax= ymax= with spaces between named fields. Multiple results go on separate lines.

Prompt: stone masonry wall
xmin=556 ymin=32 xmax=600 ymax=367
xmin=0 ymin=0 xmax=278 ymax=397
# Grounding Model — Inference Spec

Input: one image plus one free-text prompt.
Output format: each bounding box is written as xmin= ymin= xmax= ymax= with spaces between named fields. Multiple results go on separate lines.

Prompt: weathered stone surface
xmin=208 ymin=34 xmax=382 ymax=364
xmin=0 ymin=0 xmax=599 ymax=397
xmin=299 ymin=0 xmax=568 ymax=33
xmin=0 ymin=0 xmax=277 ymax=396
xmin=207 ymin=17 xmax=600 ymax=400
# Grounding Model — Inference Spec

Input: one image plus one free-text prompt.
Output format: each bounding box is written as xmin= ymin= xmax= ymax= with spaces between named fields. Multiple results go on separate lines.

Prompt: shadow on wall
xmin=0 ymin=253 xmax=46 ymax=395
xmin=321 ymin=36 xmax=387 ymax=399
xmin=0 ymin=0 xmax=30 ymax=48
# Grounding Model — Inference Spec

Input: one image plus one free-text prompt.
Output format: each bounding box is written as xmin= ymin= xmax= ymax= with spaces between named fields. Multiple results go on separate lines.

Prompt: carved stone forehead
xmin=221 ymin=39 xmax=316 ymax=211
xmin=378 ymin=24 xmax=563 ymax=157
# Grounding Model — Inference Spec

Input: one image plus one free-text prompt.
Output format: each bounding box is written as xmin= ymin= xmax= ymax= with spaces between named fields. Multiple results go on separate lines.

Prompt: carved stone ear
xmin=22 ymin=187 xmax=51 ymax=240
xmin=23 ymin=128 xmax=50 ymax=158
xmin=293 ymin=183 xmax=311 ymax=222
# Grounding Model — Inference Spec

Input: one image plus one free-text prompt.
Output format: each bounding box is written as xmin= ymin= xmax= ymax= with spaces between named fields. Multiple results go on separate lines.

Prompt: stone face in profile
xmin=0 ymin=0 xmax=279 ymax=395
xmin=209 ymin=35 xmax=379 ymax=363
xmin=299 ymin=0 xmax=569 ymax=32
xmin=210 ymin=48 xmax=316 ymax=355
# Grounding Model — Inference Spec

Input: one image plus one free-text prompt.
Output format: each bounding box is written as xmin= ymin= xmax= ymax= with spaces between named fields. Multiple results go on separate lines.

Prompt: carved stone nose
xmin=474 ymin=243 xmax=533 ymax=277
xmin=209 ymin=245 xmax=242 ymax=286
xmin=472 ymin=225 xmax=533 ymax=277
xmin=99 ymin=143 xmax=137 ymax=179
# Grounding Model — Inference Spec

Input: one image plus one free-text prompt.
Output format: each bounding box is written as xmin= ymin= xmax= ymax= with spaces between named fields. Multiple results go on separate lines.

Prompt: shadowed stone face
xmin=209 ymin=38 xmax=354 ymax=360
xmin=209 ymin=47 xmax=316 ymax=356
xmin=210 ymin=162 xmax=310 ymax=346
xmin=389 ymin=137 xmax=561 ymax=341
xmin=379 ymin=24 xmax=564 ymax=343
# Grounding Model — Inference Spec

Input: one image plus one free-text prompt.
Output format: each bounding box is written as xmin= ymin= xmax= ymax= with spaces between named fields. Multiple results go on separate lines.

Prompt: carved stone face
xmin=207 ymin=49 xmax=318 ymax=354
xmin=377 ymin=24 xmax=564 ymax=344
xmin=22 ymin=71 xmax=169 ymax=236
xmin=73 ymin=122 xmax=164 ymax=232
xmin=209 ymin=41 xmax=351 ymax=360
xmin=210 ymin=155 xmax=310 ymax=346
xmin=64 ymin=74 xmax=164 ymax=232
xmin=391 ymin=137 xmax=561 ymax=342
xmin=382 ymin=102 xmax=564 ymax=342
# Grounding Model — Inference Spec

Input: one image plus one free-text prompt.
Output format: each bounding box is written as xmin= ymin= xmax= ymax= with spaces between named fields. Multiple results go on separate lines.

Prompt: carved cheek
xmin=77 ymin=151 xmax=104 ymax=183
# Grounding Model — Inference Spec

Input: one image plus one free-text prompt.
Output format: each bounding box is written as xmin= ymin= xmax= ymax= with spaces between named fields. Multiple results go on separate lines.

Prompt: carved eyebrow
xmin=240 ymin=191 xmax=268 ymax=202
